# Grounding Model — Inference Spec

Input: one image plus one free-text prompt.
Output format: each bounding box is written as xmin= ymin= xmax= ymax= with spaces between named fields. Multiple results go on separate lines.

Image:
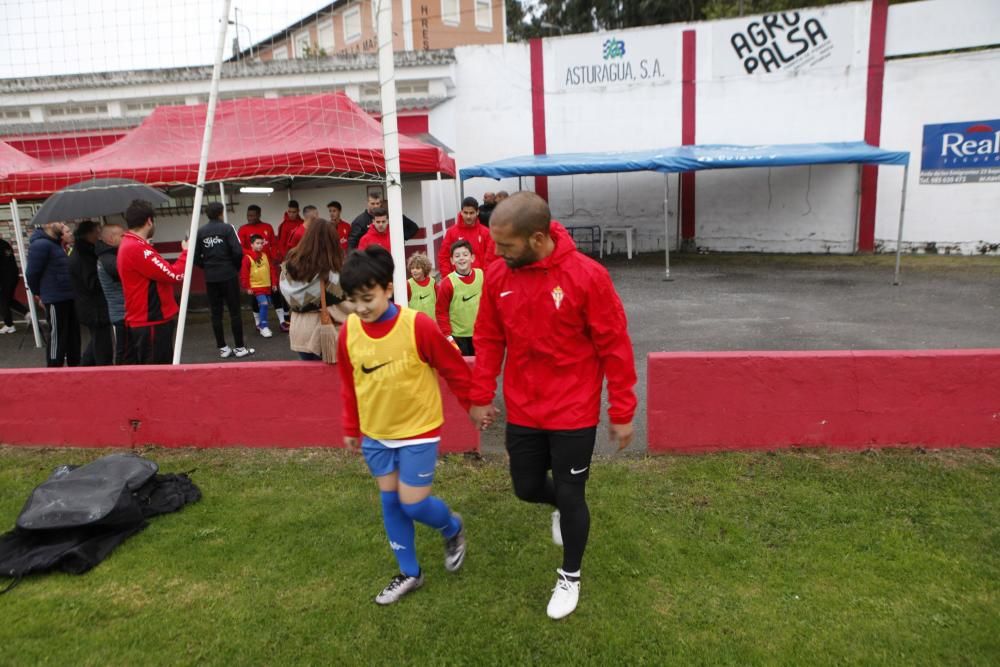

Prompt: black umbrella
xmin=30 ymin=178 xmax=171 ymax=226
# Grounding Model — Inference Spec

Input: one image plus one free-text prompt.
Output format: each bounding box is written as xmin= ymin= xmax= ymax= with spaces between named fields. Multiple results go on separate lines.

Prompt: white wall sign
xmin=714 ymin=8 xmax=854 ymax=77
xmin=551 ymin=29 xmax=676 ymax=91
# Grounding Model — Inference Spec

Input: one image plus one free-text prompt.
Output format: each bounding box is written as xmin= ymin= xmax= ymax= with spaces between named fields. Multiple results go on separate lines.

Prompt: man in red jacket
xmin=438 ymin=196 xmax=496 ymax=277
xmin=117 ymin=199 xmax=189 ymax=364
xmin=470 ymin=192 xmax=636 ymax=621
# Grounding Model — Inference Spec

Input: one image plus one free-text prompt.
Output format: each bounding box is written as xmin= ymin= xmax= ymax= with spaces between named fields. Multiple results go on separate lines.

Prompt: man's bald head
xmin=490 ymin=191 xmax=551 ymax=239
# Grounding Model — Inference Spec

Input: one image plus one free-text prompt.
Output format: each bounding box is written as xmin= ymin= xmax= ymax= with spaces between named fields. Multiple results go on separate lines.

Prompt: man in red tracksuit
xmin=470 ymin=192 xmax=637 ymax=621
xmin=117 ymin=199 xmax=189 ymax=364
xmin=438 ymin=196 xmax=496 ymax=277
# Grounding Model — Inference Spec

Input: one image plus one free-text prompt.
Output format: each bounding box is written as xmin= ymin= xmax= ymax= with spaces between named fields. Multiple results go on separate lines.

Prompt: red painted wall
xmin=648 ymin=350 xmax=1000 ymax=453
xmin=0 ymin=361 xmax=479 ymax=452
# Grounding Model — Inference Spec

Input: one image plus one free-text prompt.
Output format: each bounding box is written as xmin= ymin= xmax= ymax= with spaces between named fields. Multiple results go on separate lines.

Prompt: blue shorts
xmin=361 ymin=437 xmax=439 ymax=487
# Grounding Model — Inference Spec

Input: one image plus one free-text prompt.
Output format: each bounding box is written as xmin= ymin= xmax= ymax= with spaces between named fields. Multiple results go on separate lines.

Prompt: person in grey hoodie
xmin=25 ymin=221 xmax=80 ymax=367
xmin=96 ymin=223 xmax=126 ymax=364
xmin=193 ymin=202 xmax=252 ymax=358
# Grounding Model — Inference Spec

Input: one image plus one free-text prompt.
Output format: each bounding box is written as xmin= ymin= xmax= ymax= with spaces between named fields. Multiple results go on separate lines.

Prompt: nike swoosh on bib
xmin=361 ymin=361 xmax=391 ymax=374
xmin=461 ymin=294 xmax=479 ymax=302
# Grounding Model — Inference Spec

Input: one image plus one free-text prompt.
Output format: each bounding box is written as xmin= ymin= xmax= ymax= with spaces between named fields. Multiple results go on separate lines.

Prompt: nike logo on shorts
xmin=417 ymin=472 xmax=433 ymax=478
xmin=361 ymin=361 xmax=391 ymax=374
xmin=570 ymin=466 xmax=588 ymax=475
xmin=500 ymin=291 xmax=513 ymax=297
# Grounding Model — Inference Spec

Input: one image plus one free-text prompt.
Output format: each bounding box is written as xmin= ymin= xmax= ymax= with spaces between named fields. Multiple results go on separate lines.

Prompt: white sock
xmin=277 ymin=308 xmax=287 ymax=321
xmin=558 ymin=568 xmax=580 ymax=579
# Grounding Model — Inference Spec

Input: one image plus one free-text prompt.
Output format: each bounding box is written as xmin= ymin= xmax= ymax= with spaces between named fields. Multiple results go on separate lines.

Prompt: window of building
xmin=271 ymin=45 xmax=289 ymax=60
xmin=46 ymin=103 xmax=109 ymax=120
xmin=371 ymin=0 xmax=379 ymax=25
xmin=294 ymin=30 xmax=312 ymax=58
xmin=442 ymin=0 xmax=460 ymax=26
xmin=475 ymin=0 xmax=492 ymax=30
xmin=124 ymin=99 xmax=185 ymax=117
xmin=343 ymin=6 xmax=362 ymax=43
xmin=318 ymin=20 xmax=335 ymax=52
xmin=0 ymin=108 xmax=31 ymax=124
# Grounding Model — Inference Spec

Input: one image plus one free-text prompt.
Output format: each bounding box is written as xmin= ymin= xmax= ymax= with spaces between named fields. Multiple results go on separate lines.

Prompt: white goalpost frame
xmin=376 ymin=0 xmax=408 ymax=307
xmin=173 ymin=0 xmax=233 ymax=365
xmin=8 ymin=200 xmax=43 ymax=347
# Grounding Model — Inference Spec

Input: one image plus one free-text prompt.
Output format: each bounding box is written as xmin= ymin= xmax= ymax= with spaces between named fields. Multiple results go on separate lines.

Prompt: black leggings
xmin=506 ymin=424 xmax=597 ymax=573
xmin=206 ymin=277 xmax=244 ymax=348
xmin=0 ymin=279 xmax=28 ymax=326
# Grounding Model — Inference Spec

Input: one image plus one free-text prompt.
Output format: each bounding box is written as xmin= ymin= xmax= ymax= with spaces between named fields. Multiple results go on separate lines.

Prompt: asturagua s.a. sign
xmin=552 ymin=28 xmax=675 ymax=91
xmin=921 ymin=120 xmax=1000 ymax=185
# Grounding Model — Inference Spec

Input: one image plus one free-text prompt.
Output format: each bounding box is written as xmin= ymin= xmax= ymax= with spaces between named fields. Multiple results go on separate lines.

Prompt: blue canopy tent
xmin=461 ymin=142 xmax=911 ymax=284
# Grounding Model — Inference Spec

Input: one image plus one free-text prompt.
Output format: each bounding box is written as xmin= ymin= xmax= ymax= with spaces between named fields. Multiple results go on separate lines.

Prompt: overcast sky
xmin=0 ymin=0 xmax=335 ymax=78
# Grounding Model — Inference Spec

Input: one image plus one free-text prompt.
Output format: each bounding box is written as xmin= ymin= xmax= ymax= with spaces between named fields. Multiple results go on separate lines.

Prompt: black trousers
xmin=506 ymin=424 xmax=597 ymax=573
xmin=453 ymin=336 xmax=475 ymax=357
xmin=123 ymin=319 xmax=175 ymax=365
xmin=112 ymin=321 xmax=126 ymax=365
xmin=0 ymin=279 xmax=28 ymax=326
xmin=44 ymin=300 xmax=81 ymax=367
xmin=206 ymin=277 xmax=244 ymax=349
xmin=81 ymin=323 xmax=114 ymax=366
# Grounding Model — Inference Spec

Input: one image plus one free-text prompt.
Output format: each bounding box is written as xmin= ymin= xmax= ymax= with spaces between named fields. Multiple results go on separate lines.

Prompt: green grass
xmin=1 ymin=446 xmax=997 ymax=666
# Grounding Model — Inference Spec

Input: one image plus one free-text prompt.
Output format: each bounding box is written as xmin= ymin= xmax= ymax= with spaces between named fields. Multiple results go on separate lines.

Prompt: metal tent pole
xmin=893 ymin=164 xmax=909 ymax=286
xmin=429 ymin=171 xmax=444 ymax=269
xmin=173 ymin=0 xmax=233 ymax=364
xmin=9 ymin=200 xmax=43 ymax=347
xmin=663 ymin=174 xmax=673 ymax=281
xmin=376 ymin=0 xmax=407 ymax=307
xmin=219 ymin=182 xmax=229 ymax=225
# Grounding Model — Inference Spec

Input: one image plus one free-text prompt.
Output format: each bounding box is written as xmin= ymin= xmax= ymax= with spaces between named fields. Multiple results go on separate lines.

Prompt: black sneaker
xmin=375 ymin=572 xmax=424 ymax=605
xmin=443 ymin=513 xmax=466 ymax=572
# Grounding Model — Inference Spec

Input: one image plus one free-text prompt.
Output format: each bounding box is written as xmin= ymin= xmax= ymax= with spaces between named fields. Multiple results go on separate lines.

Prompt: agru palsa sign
xmin=921 ymin=120 xmax=1000 ymax=185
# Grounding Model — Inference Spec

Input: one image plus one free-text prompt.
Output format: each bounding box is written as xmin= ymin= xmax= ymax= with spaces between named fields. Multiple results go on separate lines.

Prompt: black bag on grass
xmin=0 ymin=453 xmax=200 ymax=591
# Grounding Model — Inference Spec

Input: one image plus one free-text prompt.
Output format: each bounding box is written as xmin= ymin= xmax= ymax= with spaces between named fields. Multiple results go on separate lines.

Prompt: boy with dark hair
xmin=348 ymin=192 xmax=420 ymax=249
xmin=328 ymin=200 xmax=351 ymax=251
xmin=357 ymin=207 xmax=391 ymax=253
xmin=435 ymin=239 xmax=482 ymax=357
xmin=239 ymin=205 xmax=287 ymax=329
xmin=194 ymin=201 xmax=252 ymax=359
xmin=117 ymin=199 xmax=188 ymax=364
xmin=287 ymin=204 xmax=319 ymax=249
xmin=337 ymin=245 xmax=471 ymax=605
xmin=438 ymin=196 xmax=496 ymax=277
xmin=275 ymin=200 xmax=303 ymax=263
xmin=241 ymin=234 xmax=279 ymax=338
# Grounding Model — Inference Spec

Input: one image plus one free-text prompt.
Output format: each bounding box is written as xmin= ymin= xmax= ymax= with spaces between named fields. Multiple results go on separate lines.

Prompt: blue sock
xmin=380 ymin=491 xmax=419 ymax=577
xmin=401 ymin=496 xmax=461 ymax=539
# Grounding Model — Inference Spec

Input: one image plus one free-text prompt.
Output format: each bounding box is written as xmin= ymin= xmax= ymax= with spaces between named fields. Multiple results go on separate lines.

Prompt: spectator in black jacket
xmin=0 ymin=234 xmax=29 ymax=334
xmin=478 ymin=192 xmax=497 ymax=228
xmin=68 ymin=221 xmax=113 ymax=366
xmin=347 ymin=192 xmax=419 ymax=250
xmin=96 ymin=223 xmax=126 ymax=364
xmin=194 ymin=202 xmax=253 ymax=359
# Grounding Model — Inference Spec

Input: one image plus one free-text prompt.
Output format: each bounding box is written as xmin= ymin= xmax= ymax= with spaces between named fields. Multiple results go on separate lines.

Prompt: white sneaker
xmin=547 ymin=569 xmax=580 ymax=620
xmin=233 ymin=346 xmax=255 ymax=358
xmin=551 ymin=510 xmax=563 ymax=546
xmin=259 ymin=326 xmax=273 ymax=338
xmin=375 ymin=572 xmax=424 ymax=605
xmin=219 ymin=346 xmax=233 ymax=358
xmin=0 ymin=325 xmax=14 ymax=334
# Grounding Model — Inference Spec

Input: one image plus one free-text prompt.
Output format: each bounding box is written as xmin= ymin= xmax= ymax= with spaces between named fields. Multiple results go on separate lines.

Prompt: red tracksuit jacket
xmin=470 ymin=222 xmax=637 ymax=430
xmin=438 ymin=217 xmax=496 ymax=277
xmin=117 ymin=231 xmax=188 ymax=327
xmin=357 ymin=226 xmax=391 ymax=253
xmin=237 ymin=221 xmax=276 ymax=253
xmin=275 ymin=214 xmax=304 ymax=262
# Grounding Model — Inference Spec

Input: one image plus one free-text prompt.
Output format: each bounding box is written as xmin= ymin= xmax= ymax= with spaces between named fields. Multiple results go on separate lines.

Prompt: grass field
xmin=1 ymin=446 xmax=997 ymax=666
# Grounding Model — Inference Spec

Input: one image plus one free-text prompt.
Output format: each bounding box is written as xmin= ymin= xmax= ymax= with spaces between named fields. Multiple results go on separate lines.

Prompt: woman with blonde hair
xmin=279 ymin=218 xmax=351 ymax=361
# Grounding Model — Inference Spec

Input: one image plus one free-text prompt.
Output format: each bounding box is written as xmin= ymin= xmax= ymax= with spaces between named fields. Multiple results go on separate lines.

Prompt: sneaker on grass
xmin=444 ymin=513 xmax=466 ymax=572
xmin=547 ymin=569 xmax=580 ymax=620
xmin=375 ymin=572 xmax=424 ymax=605
xmin=551 ymin=510 xmax=563 ymax=547
xmin=233 ymin=347 xmax=255 ymax=358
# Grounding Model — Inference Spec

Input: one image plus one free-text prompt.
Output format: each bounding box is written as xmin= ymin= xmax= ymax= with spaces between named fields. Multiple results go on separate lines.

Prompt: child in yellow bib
xmin=435 ymin=239 xmax=483 ymax=357
xmin=337 ymin=245 xmax=474 ymax=606
xmin=406 ymin=252 xmax=436 ymax=320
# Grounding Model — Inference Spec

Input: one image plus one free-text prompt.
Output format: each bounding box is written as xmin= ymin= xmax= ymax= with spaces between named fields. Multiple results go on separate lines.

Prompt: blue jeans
xmin=255 ymin=294 xmax=271 ymax=328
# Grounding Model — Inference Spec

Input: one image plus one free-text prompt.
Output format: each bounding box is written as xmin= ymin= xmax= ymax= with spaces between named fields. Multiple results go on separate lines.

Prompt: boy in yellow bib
xmin=337 ymin=245 xmax=472 ymax=605
xmin=406 ymin=252 xmax=436 ymax=320
xmin=435 ymin=240 xmax=483 ymax=356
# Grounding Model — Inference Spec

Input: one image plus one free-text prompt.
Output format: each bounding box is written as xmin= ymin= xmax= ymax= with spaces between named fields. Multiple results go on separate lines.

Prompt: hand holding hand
xmin=609 ymin=421 xmax=634 ymax=452
xmin=469 ymin=404 xmax=497 ymax=431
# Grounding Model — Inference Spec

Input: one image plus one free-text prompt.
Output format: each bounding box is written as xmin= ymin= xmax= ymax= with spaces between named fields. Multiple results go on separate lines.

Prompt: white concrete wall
xmin=876 ymin=48 xmax=1000 ymax=254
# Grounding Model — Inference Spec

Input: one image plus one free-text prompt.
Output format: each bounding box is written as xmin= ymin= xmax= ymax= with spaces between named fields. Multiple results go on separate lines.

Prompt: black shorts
xmin=505 ymin=423 xmax=597 ymax=484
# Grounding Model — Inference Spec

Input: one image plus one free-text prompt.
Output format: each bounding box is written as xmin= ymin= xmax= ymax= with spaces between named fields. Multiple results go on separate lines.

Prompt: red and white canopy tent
xmin=0 ymin=142 xmax=46 ymax=347
xmin=2 ymin=93 xmax=457 ymax=350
